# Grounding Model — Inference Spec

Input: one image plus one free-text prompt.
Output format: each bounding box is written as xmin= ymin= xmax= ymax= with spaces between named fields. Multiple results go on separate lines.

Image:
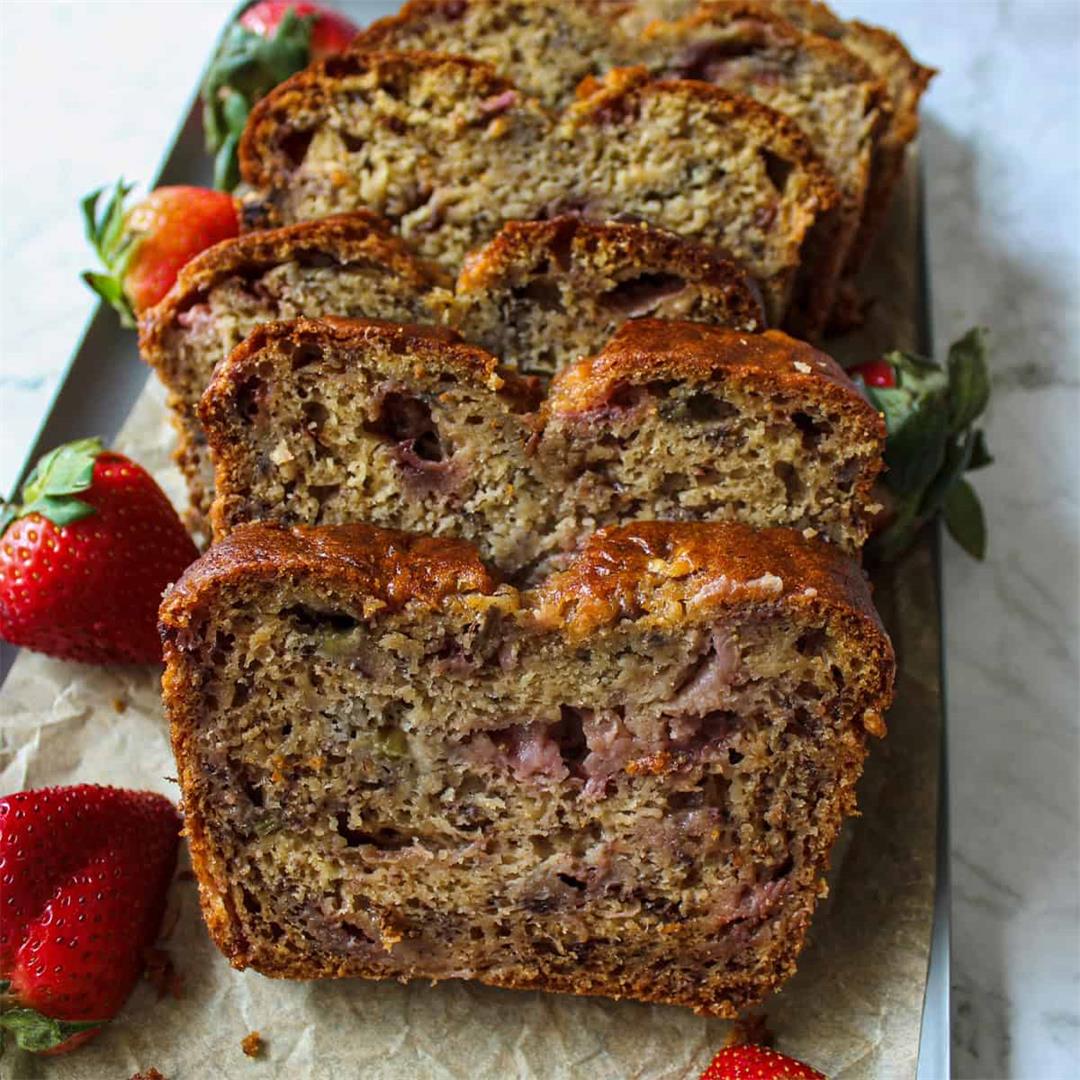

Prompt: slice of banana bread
xmin=636 ymin=2 xmax=886 ymax=327
xmin=540 ymin=319 xmax=884 ymax=556
xmin=138 ymin=213 xmax=448 ymax=526
xmin=200 ymin=316 xmax=883 ymax=568
xmin=550 ymin=66 xmax=840 ymax=332
xmin=354 ymin=0 xmax=630 ymax=108
xmin=238 ymin=50 xmax=841 ymax=329
xmin=451 ymin=217 xmax=766 ymax=376
xmin=160 ymin=519 xmax=894 ymax=1014
xmin=201 ymin=317 xmax=548 ymax=571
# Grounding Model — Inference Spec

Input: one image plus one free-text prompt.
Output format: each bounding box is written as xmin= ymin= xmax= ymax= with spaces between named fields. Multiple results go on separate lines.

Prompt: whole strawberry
xmin=83 ymin=181 xmax=239 ymax=325
xmin=0 ymin=785 xmax=181 ymax=1054
xmin=203 ymin=1 xmax=359 ymax=190
xmin=701 ymin=1045 xmax=825 ymax=1080
xmin=0 ymin=438 xmax=198 ymax=664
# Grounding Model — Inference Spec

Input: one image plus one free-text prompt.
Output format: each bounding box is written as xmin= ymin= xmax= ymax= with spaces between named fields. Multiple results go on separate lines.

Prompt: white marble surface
xmin=1 ymin=2 xmax=1077 ymax=1077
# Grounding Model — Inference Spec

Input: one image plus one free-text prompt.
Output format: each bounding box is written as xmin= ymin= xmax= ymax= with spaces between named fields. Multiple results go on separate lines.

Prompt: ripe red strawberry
xmin=700 ymin=1045 xmax=825 ymax=1080
xmin=240 ymin=1 xmax=357 ymax=59
xmin=0 ymin=438 xmax=198 ymax=664
xmin=83 ymin=181 xmax=239 ymax=325
xmin=203 ymin=1 xmax=358 ymax=189
xmin=848 ymin=357 xmax=897 ymax=388
xmin=0 ymin=785 xmax=181 ymax=1054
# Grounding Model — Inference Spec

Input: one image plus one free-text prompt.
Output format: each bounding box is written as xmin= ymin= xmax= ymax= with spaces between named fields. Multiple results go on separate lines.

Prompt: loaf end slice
xmin=138 ymin=213 xmax=446 ymax=529
xmin=161 ymin=519 xmax=894 ymax=1013
xmin=452 ymin=216 xmax=766 ymax=377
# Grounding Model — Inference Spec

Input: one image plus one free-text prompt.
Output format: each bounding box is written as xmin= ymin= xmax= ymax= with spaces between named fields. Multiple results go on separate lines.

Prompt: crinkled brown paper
xmin=0 ymin=171 xmax=938 ymax=1079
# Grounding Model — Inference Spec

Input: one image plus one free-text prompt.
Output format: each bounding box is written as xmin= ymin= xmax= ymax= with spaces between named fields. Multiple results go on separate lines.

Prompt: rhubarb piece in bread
xmin=637 ymin=2 xmax=886 ymax=325
xmin=201 ymin=318 xmax=547 ymax=571
xmin=451 ymin=217 xmax=767 ymax=376
xmin=541 ymin=319 xmax=884 ymax=555
xmin=238 ymin=51 xmax=841 ymax=330
xmin=160 ymin=520 xmax=894 ymax=1014
xmin=200 ymin=317 xmax=883 ymax=565
xmin=354 ymin=0 xmax=629 ymax=108
xmin=138 ymin=213 xmax=447 ymax=526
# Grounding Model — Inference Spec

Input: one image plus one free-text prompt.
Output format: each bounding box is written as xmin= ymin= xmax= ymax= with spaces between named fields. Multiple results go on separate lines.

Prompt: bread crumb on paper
xmin=242 ymin=1031 xmax=265 ymax=1058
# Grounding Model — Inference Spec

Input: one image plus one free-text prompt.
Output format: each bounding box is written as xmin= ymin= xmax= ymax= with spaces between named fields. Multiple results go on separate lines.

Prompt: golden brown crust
xmin=456 ymin=215 xmax=767 ymax=328
xmin=159 ymin=521 xmax=499 ymax=634
xmin=199 ymin=314 xmax=542 ymax=438
xmin=238 ymin=50 xmax=527 ymax=224
xmin=532 ymin=519 xmax=884 ymax=639
xmin=546 ymin=320 xmax=875 ymax=416
xmin=137 ymin=213 xmax=447 ymax=371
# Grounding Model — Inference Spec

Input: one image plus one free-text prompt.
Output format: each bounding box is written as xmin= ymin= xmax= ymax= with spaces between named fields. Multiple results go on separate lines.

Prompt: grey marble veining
xmin=1 ymin=2 xmax=1078 ymax=1077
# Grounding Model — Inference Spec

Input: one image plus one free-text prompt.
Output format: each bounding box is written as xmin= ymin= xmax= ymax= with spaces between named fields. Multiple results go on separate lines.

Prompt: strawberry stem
xmin=81 ymin=180 xmax=138 ymax=326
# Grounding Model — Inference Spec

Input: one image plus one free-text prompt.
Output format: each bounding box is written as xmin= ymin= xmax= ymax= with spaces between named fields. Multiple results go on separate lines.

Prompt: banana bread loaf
xmin=160 ymin=519 xmax=894 ymax=1014
xmin=138 ymin=212 xmax=448 ymax=526
xmin=238 ymin=50 xmax=841 ymax=330
xmin=200 ymin=317 xmax=883 ymax=568
xmin=450 ymin=216 xmax=766 ymax=377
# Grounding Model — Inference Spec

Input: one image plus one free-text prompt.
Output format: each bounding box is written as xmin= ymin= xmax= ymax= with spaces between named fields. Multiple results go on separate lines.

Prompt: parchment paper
xmin=0 ymin=170 xmax=939 ymax=1080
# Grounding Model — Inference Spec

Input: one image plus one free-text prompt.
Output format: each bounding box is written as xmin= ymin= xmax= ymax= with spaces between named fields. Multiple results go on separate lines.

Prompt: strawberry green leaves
xmin=0 ymin=438 xmax=103 ymax=536
xmin=81 ymin=180 xmax=137 ymax=327
xmin=855 ymin=328 xmax=993 ymax=561
xmin=202 ymin=8 xmax=315 ymax=191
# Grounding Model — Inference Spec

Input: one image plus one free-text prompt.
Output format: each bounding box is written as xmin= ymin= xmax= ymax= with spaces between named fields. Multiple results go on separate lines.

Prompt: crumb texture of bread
xmin=452 ymin=217 xmax=766 ymax=376
xmin=160 ymin=519 xmax=894 ymax=1015
xmin=238 ymin=50 xmax=841 ymax=330
xmin=354 ymin=0 xmax=630 ymax=108
xmin=200 ymin=316 xmax=884 ymax=568
xmin=201 ymin=317 xmax=550 ymax=572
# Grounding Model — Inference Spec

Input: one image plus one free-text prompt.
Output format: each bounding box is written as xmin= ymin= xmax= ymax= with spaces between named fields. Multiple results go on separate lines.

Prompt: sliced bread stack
xmin=154 ymin=0 xmax=929 ymax=1019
